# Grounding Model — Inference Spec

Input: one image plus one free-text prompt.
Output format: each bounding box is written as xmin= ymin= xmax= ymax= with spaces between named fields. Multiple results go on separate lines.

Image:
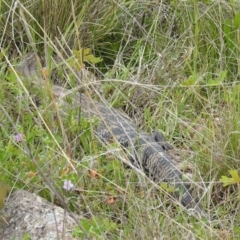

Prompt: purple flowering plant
xmin=14 ymin=133 xmax=23 ymax=142
xmin=63 ymin=180 xmax=74 ymax=191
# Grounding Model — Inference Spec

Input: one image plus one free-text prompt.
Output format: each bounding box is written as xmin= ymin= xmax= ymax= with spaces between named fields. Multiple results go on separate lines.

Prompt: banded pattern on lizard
xmin=16 ymin=53 xmax=209 ymax=219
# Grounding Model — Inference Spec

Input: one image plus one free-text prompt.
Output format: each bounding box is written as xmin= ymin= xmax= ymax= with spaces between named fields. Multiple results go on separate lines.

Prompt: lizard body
xmin=16 ymin=53 xmax=209 ymax=219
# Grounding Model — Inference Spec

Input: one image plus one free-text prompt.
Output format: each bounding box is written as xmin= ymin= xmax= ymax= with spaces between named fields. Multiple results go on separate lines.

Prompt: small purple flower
xmin=63 ymin=180 xmax=74 ymax=191
xmin=14 ymin=133 xmax=23 ymax=142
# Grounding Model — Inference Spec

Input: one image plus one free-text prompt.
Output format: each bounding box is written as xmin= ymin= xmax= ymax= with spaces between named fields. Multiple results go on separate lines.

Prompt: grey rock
xmin=0 ymin=190 xmax=80 ymax=240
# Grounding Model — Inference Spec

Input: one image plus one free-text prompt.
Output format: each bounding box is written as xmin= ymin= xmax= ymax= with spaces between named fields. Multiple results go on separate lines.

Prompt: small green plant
xmin=67 ymin=48 xmax=102 ymax=70
xmin=72 ymin=216 xmax=118 ymax=239
xmin=220 ymin=170 xmax=240 ymax=187
xmin=21 ymin=233 xmax=31 ymax=240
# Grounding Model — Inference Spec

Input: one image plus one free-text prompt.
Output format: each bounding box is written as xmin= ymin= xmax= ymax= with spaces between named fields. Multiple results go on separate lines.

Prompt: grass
xmin=1 ymin=0 xmax=240 ymax=239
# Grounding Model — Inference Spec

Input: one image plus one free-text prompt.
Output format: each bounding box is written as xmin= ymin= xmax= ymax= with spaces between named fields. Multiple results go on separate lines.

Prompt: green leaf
xmin=234 ymin=12 xmax=240 ymax=29
xmin=66 ymin=57 xmax=78 ymax=68
xmin=220 ymin=170 xmax=240 ymax=187
xmin=84 ymin=54 xmax=102 ymax=64
xmin=207 ymin=71 xmax=227 ymax=86
xmin=223 ymin=19 xmax=233 ymax=37
xmin=220 ymin=70 xmax=228 ymax=81
xmin=223 ymin=84 xmax=240 ymax=104
xmin=22 ymin=233 xmax=31 ymax=240
xmin=82 ymin=48 xmax=102 ymax=64
xmin=207 ymin=79 xmax=222 ymax=86
xmin=181 ymin=74 xmax=199 ymax=86
xmin=160 ymin=182 xmax=177 ymax=193
xmin=219 ymin=175 xmax=233 ymax=187
xmin=229 ymin=169 xmax=240 ymax=182
xmin=71 ymin=48 xmax=102 ymax=69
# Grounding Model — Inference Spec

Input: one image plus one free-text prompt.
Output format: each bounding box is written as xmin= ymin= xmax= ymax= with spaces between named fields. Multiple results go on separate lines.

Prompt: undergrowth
xmin=1 ymin=0 xmax=240 ymax=239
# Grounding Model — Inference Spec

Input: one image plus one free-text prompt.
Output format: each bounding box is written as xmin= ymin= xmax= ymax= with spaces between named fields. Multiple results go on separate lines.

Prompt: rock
xmin=0 ymin=190 xmax=81 ymax=240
